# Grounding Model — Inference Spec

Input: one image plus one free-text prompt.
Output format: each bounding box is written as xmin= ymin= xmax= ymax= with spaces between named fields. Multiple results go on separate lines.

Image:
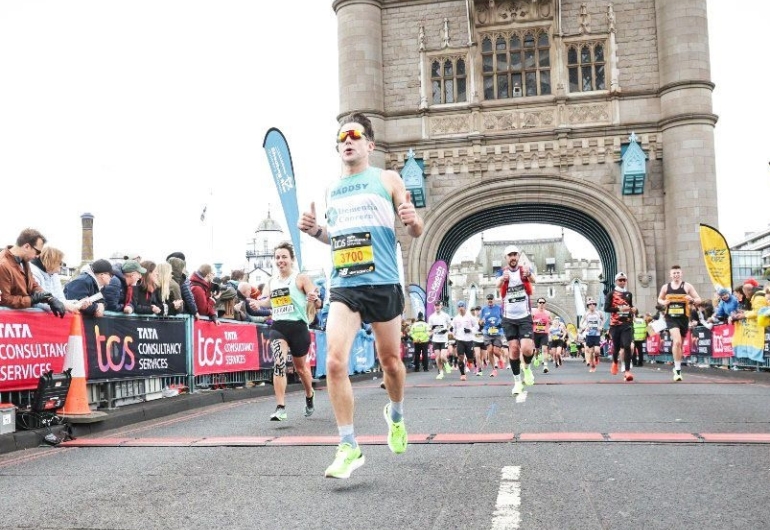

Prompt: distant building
xmin=448 ymin=234 xmax=605 ymax=325
xmin=730 ymin=226 xmax=770 ymax=284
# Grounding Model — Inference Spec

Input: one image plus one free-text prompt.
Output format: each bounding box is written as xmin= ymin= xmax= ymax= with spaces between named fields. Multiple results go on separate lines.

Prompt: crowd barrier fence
xmin=0 ymin=308 xmax=376 ymax=411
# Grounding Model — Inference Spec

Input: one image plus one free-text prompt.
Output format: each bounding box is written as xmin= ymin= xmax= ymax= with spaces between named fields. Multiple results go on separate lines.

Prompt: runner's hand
xmin=397 ymin=192 xmax=417 ymax=226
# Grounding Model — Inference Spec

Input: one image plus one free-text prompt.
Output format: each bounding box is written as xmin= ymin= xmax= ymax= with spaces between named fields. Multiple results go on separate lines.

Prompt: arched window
xmin=567 ymin=41 xmax=606 ymax=92
xmin=431 ymin=57 xmax=467 ymax=104
xmin=481 ymin=30 xmax=551 ymax=100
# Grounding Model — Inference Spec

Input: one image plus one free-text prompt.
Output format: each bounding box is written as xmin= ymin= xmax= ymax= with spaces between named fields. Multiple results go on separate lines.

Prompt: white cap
xmin=504 ymin=245 xmax=520 ymax=256
xmin=614 ymin=272 xmax=627 ymax=280
xmin=586 ymin=297 xmax=596 ymax=305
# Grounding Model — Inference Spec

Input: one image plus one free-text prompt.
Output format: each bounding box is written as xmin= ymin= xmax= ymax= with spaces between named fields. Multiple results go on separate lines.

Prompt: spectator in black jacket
xmin=167 ymin=256 xmax=198 ymax=318
xmin=63 ymin=259 xmax=114 ymax=317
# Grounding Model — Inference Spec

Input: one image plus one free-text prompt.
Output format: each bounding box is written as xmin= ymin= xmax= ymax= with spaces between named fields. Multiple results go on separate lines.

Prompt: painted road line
xmin=491 ymin=466 xmax=521 ymax=530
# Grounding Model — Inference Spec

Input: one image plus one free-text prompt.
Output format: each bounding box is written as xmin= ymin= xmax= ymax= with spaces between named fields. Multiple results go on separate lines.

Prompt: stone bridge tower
xmin=331 ymin=0 xmax=718 ymax=308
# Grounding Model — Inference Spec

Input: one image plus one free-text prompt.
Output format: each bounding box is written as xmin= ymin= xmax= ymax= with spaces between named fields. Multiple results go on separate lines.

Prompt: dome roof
xmin=255 ymin=210 xmax=283 ymax=233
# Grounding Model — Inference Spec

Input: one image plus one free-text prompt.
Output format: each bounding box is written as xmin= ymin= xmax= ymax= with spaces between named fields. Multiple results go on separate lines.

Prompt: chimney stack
xmin=80 ymin=213 xmax=94 ymax=264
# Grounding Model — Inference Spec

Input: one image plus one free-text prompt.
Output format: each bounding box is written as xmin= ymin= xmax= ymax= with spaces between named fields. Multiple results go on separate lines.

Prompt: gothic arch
xmin=407 ymin=174 xmax=651 ymax=297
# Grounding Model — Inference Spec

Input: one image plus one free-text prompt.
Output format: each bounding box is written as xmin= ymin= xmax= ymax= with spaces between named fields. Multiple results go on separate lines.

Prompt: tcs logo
xmin=196 ymin=328 xmax=224 ymax=367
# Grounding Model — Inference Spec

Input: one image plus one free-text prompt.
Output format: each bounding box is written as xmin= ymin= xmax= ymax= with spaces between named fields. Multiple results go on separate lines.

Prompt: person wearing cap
xmin=470 ymin=306 xmax=485 ymax=375
xmin=428 ymin=300 xmax=453 ymax=378
xmin=105 ymin=259 xmax=147 ymax=314
xmin=579 ymin=298 xmax=604 ymax=372
xmin=531 ymin=297 xmax=551 ymax=373
xmin=710 ymin=287 xmax=739 ymax=325
xmin=451 ymin=301 xmax=477 ymax=381
xmin=480 ymin=293 xmax=504 ymax=377
xmin=130 ymin=261 xmax=164 ymax=316
xmin=63 ymin=258 xmax=115 ymax=317
xmin=739 ymin=278 xmax=760 ymax=310
xmin=605 ymin=271 xmax=638 ymax=380
xmin=496 ymin=244 xmax=538 ymax=396
xmin=657 ymin=265 xmax=701 ymax=382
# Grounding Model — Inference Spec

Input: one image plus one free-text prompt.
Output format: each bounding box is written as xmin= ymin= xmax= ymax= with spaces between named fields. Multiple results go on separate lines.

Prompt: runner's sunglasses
xmin=337 ymin=129 xmax=367 ymax=143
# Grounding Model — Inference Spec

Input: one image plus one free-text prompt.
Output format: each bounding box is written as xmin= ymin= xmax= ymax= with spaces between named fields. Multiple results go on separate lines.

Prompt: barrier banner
xmin=84 ymin=316 xmax=186 ymax=380
xmin=313 ymin=329 xmax=375 ymax=377
xmin=256 ymin=324 xmax=317 ymax=373
xmin=691 ymin=326 xmax=712 ymax=357
xmin=0 ymin=311 xmax=73 ymax=391
xmin=193 ymin=321 xmax=260 ymax=376
xmin=733 ymin=319 xmax=764 ymax=362
xmin=711 ymin=324 xmax=734 ymax=358
xmin=646 ymin=334 xmax=660 ymax=355
xmin=660 ymin=330 xmax=691 ymax=356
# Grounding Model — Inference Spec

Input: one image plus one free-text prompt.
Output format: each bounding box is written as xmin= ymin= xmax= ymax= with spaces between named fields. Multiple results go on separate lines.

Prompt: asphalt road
xmin=1 ymin=358 xmax=769 ymax=530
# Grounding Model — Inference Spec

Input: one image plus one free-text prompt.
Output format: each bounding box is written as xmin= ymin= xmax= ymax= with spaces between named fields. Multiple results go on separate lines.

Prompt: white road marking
xmin=515 ymin=390 xmax=527 ymax=403
xmin=491 ymin=465 xmax=521 ymax=530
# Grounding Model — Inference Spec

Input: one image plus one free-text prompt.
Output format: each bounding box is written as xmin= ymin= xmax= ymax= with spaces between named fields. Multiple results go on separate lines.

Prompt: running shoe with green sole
xmin=523 ymin=366 xmax=535 ymax=386
xmin=324 ymin=443 xmax=365 ymax=479
xmin=533 ymin=354 xmax=542 ymax=368
xmin=443 ymin=362 xmax=452 ymax=374
xmin=270 ymin=406 xmax=287 ymax=421
xmin=673 ymin=369 xmax=683 ymax=382
xmin=383 ymin=403 xmax=408 ymax=454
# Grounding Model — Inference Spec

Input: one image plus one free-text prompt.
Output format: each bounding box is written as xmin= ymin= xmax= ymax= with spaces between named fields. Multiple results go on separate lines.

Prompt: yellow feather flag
xmin=699 ymin=224 xmax=732 ymax=291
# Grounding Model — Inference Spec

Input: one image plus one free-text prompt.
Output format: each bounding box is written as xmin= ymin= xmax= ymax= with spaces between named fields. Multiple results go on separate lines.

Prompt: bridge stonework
xmin=332 ymin=0 xmax=718 ymax=309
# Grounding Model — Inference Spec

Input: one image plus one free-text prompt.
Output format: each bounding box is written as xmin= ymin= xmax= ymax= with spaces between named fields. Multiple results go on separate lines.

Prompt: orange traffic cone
xmin=58 ymin=313 xmax=92 ymax=416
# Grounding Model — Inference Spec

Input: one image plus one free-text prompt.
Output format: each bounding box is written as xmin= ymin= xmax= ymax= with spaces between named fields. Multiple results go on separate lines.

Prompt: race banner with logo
xmin=699 ymin=223 xmax=732 ymax=291
xmin=263 ymin=128 xmax=303 ymax=270
xmin=408 ymin=283 xmax=426 ymax=318
xmin=192 ymin=321 xmax=261 ymax=376
xmin=732 ymin=319 xmax=764 ymax=362
xmin=255 ymin=324 xmax=317 ymax=374
xmin=711 ymin=324 xmax=734 ymax=358
xmin=83 ymin=316 xmax=187 ymax=380
xmin=0 ymin=311 xmax=72 ymax=391
xmin=425 ymin=260 xmax=448 ymax=319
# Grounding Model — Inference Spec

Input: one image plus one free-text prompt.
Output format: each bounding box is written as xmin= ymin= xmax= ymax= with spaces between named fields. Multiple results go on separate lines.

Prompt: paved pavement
xmin=1 ymin=358 xmax=769 ymax=530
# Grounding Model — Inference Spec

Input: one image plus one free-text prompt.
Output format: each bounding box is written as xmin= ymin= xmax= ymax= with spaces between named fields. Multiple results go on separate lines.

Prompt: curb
xmin=0 ymin=372 xmax=382 ymax=456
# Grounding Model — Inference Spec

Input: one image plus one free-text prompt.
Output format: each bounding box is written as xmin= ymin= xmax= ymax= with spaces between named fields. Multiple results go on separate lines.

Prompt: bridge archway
xmin=407 ymin=174 xmax=654 ymax=299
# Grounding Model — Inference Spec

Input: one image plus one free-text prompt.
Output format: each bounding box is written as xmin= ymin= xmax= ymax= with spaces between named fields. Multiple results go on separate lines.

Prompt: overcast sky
xmin=0 ymin=1 xmax=766 ymax=275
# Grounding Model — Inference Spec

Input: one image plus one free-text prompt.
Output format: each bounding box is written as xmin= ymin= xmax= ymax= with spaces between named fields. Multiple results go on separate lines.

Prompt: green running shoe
xmin=523 ymin=366 xmax=535 ymax=386
xmin=324 ymin=443 xmax=365 ymax=479
xmin=533 ymin=353 xmax=542 ymax=368
xmin=270 ymin=406 xmax=287 ymax=421
xmin=443 ymin=362 xmax=452 ymax=374
xmin=383 ymin=403 xmax=408 ymax=454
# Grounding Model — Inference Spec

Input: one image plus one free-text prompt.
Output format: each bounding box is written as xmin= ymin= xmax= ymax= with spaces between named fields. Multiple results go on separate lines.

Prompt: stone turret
xmin=80 ymin=213 xmax=94 ymax=265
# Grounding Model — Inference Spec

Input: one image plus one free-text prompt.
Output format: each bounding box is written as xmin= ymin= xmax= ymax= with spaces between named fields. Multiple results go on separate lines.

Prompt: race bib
xmin=506 ymin=284 xmax=526 ymax=304
xmin=270 ymin=287 xmax=293 ymax=316
xmin=534 ymin=322 xmax=547 ymax=333
xmin=331 ymin=232 xmax=375 ymax=277
xmin=488 ymin=327 xmax=499 ymax=335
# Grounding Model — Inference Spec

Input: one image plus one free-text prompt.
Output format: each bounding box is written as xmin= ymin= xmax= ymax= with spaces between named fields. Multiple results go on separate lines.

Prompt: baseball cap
xmin=91 ymin=259 xmax=113 ymax=275
xmin=586 ymin=297 xmax=596 ymax=306
xmin=486 ymin=294 xmax=494 ymax=300
xmin=717 ymin=287 xmax=730 ymax=297
xmin=504 ymin=245 xmax=520 ymax=256
xmin=122 ymin=260 xmax=147 ymax=275
xmin=744 ymin=278 xmax=759 ymax=288
xmin=457 ymin=301 xmax=466 ymax=308
xmin=615 ymin=272 xmax=627 ymax=281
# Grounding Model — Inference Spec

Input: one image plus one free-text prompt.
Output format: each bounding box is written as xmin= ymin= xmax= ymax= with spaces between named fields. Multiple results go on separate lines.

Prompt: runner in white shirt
xmin=452 ymin=301 xmax=478 ymax=381
xmin=427 ymin=301 xmax=452 ymax=379
xmin=579 ymin=298 xmax=604 ymax=373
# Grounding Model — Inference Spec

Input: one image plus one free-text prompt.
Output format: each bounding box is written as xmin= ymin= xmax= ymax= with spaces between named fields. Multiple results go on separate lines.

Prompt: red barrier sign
xmin=193 ymin=320 xmax=260 ymax=375
xmin=711 ymin=324 xmax=734 ymax=358
xmin=0 ymin=311 xmax=74 ymax=391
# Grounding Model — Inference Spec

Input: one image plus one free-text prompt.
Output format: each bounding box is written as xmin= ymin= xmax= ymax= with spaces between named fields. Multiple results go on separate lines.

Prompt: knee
xmin=326 ymin=355 xmax=348 ymax=378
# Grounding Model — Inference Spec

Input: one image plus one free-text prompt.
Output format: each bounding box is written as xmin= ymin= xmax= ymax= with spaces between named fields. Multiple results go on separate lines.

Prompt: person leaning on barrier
xmin=0 ymin=228 xmax=65 ymax=317
xmin=63 ymin=259 xmax=115 ymax=317
xmin=167 ymin=255 xmax=198 ymax=318
xmin=29 ymin=246 xmax=80 ymax=313
xmin=130 ymin=261 xmax=163 ymax=316
xmin=156 ymin=261 xmax=183 ymax=316
xmin=189 ymin=263 xmax=219 ymax=325
xmin=234 ymin=281 xmax=271 ymax=322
